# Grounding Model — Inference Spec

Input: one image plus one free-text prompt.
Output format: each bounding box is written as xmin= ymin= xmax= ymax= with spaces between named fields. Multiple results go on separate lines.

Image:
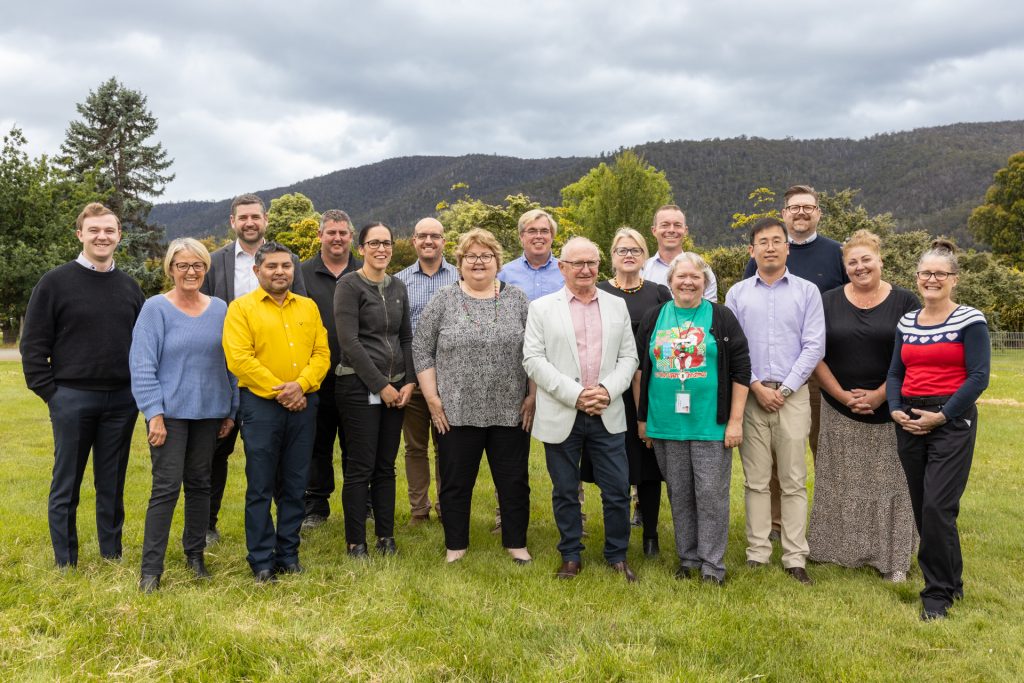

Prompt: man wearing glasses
xmin=642 ymin=204 xmax=719 ymax=301
xmin=523 ymin=237 xmax=640 ymax=583
xmin=498 ymin=209 xmax=565 ymax=302
xmin=395 ymin=218 xmax=459 ymax=525
xmin=201 ymin=193 xmax=306 ymax=547
xmin=300 ymin=210 xmax=362 ymax=530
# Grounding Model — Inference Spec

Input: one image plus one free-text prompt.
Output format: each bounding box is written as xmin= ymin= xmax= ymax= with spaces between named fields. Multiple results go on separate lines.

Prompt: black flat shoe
xmin=375 ymin=537 xmax=397 ymax=556
xmin=642 ymin=538 xmax=660 ymax=557
xmin=347 ymin=543 xmax=369 ymax=558
xmin=276 ymin=562 xmax=304 ymax=575
xmin=701 ymin=574 xmax=724 ymax=586
xmin=253 ymin=569 xmax=278 ymax=584
xmin=675 ymin=565 xmax=696 ymax=580
xmin=512 ymin=557 xmax=532 ymax=566
xmin=186 ymin=554 xmax=211 ymax=579
xmin=139 ymin=574 xmax=161 ymax=593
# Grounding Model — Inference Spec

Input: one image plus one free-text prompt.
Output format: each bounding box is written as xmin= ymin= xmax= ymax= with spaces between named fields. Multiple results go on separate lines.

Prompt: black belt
xmin=903 ymin=395 xmax=952 ymax=408
xmin=762 ymin=381 xmax=783 ymax=390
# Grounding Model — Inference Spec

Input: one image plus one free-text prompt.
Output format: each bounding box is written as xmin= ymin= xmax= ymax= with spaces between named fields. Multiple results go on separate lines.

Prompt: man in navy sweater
xmin=741 ymin=185 xmax=846 ymax=539
xmin=21 ymin=203 xmax=145 ymax=569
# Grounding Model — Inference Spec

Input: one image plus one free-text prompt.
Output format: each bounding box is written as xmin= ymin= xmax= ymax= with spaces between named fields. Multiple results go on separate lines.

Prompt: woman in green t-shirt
xmin=634 ymin=252 xmax=751 ymax=584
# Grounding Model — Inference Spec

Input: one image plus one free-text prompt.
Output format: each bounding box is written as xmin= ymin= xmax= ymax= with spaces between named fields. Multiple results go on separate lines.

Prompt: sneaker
xmin=205 ymin=527 xmax=220 ymax=548
xmin=301 ymin=514 xmax=327 ymax=531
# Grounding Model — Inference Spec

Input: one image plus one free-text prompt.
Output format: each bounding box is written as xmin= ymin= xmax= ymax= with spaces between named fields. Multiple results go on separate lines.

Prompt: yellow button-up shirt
xmin=223 ymin=286 xmax=331 ymax=399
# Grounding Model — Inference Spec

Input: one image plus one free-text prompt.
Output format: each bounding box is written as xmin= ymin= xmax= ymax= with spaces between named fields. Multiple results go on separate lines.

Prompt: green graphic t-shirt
xmin=646 ymin=299 xmax=723 ymax=441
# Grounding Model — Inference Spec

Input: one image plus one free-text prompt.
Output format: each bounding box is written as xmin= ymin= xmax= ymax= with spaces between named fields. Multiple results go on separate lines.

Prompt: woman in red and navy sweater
xmin=886 ymin=239 xmax=989 ymax=621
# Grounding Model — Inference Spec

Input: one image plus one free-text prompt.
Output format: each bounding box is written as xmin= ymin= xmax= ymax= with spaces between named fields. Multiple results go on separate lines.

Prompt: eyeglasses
xmin=463 ymin=253 xmax=495 ymax=264
xmin=523 ymin=228 xmax=551 ymax=237
xmin=173 ymin=262 xmax=207 ymax=273
xmin=564 ymin=260 xmax=599 ymax=271
xmin=753 ymin=238 xmax=786 ymax=248
xmin=362 ymin=240 xmax=394 ymax=250
xmin=612 ymin=247 xmax=644 ymax=257
xmin=917 ymin=270 xmax=956 ymax=281
xmin=784 ymin=204 xmax=819 ymax=214
xmin=414 ymin=233 xmax=444 ymax=242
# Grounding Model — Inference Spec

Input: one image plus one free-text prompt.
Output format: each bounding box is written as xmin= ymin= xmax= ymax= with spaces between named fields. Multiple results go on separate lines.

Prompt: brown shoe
xmin=555 ymin=560 xmax=581 ymax=579
xmin=609 ymin=560 xmax=638 ymax=583
xmin=408 ymin=514 xmax=429 ymax=527
xmin=785 ymin=566 xmax=814 ymax=585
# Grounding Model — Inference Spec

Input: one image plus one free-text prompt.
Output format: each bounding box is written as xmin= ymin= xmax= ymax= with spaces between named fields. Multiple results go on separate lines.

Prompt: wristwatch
xmin=780 ymin=386 xmax=793 ymax=398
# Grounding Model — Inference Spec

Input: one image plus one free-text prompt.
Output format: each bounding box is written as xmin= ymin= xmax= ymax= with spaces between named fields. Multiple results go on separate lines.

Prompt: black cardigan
xmin=635 ymin=301 xmax=751 ymax=425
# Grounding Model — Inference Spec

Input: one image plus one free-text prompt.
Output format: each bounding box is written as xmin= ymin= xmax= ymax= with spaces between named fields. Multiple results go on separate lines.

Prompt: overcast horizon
xmin=3 ymin=1 xmax=1023 ymax=203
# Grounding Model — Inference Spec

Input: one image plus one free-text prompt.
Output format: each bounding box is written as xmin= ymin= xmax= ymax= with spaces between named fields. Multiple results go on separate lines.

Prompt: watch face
xmin=781 ymin=387 xmax=792 ymax=397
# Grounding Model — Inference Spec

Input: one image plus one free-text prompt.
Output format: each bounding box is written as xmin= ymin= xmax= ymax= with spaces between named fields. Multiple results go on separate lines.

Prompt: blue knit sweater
xmin=130 ymin=295 xmax=238 ymax=421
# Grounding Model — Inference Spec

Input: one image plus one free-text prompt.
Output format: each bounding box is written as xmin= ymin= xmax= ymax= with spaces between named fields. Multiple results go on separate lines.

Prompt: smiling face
xmin=170 ymin=249 xmax=207 ymax=293
xmin=230 ymin=202 xmax=268 ymax=247
xmin=916 ymin=255 xmax=957 ymax=305
xmin=459 ymin=240 xmax=498 ymax=287
xmin=254 ymin=250 xmax=294 ymax=296
xmin=558 ymin=241 xmax=600 ymax=295
xmin=611 ymin=236 xmax=644 ymax=277
xmin=359 ymin=225 xmax=393 ymax=273
xmin=412 ymin=218 xmax=445 ymax=263
xmin=749 ymin=224 xmax=790 ymax=277
xmin=669 ymin=259 xmax=706 ymax=308
xmin=519 ymin=216 xmax=554 ymax=263
xmin=782 ymin=192 xmax=820 ymax=241
xmin=652 ymin=208 xmax=688 ymax=253
xmin=77 ymin=214 xmax=121 ymax=266
xmin=845 ymin=245 xmax=882 ymax=291
xmin=319 ymin=219 xmax=352 ymax=261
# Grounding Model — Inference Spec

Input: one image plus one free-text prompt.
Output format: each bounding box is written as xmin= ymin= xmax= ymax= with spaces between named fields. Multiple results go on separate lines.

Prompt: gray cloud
xmin=2 ymin=1 xmax=1023 ymax=201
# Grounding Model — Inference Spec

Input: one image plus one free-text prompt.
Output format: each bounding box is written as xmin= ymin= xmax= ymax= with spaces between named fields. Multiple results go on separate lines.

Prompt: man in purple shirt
xmin=725 ymin=217 xmax=825 ymax=585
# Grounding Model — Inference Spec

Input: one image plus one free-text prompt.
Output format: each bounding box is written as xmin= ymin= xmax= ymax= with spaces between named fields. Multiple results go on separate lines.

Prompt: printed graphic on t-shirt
xmin=653 ymin=325 xmax=708 ymax=380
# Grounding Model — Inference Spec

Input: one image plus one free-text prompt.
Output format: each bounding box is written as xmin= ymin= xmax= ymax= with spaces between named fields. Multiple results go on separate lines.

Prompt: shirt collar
xmin=521 ymin=254 xmax=557 ymax=271
xmin=754 ymin=267 xmax=791 ymax=287
xmin=76 ymin=253 xmax=115 ymax=272
xmin=413 ymin=258 xmax=456 ymax=276
xmin=235 ymin=239 xmax=264 ymax=258
xmin=564 ymin=285 xmax=599 ymax=304
xmin=255 ymin=285 xmax=295 ymax=304
xmin=790 ymin=232 xmax=818 ymax=245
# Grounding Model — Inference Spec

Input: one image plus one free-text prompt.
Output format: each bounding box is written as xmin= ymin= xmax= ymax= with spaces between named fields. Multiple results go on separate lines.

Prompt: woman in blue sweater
xmin=130 ymin=238 xmax=237 ymax=592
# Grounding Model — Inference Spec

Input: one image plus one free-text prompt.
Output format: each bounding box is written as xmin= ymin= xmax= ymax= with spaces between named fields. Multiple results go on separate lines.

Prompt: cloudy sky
xmin=3 ymin=1 xmax=1023 ymax=202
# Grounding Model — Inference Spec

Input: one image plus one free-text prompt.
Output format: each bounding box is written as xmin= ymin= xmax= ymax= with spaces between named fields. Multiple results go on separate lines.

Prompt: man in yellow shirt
xmin=223 ymin=242 xmax=330 ymax=583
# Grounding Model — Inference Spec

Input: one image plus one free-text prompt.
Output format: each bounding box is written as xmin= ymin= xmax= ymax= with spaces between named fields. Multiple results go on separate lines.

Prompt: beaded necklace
xmin=460 ymin=280 xmax=500 ymax=325
xmin=611 ymin=277 xmax=644 ymax=294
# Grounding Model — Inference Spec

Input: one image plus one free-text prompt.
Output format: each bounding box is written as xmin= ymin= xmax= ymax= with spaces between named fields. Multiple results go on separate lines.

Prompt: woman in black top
xmin=334 ymin=223 xmax=415 ymax=558
xmin=593 ymin=227 xmax=671 ymax=556
xmin=807 ymin=230 xmax=919 ymax=581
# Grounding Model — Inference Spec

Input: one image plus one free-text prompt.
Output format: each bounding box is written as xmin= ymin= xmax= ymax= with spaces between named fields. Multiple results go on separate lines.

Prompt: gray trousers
xmin=653 ymin=439 xmax=731 ymax=580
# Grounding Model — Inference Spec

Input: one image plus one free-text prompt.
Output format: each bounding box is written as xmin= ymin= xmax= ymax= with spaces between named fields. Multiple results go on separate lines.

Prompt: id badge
xmin=675 ymin=391 xmax=691 ymax=414
xmin=368 ymin=392 xmax=382 ymax=405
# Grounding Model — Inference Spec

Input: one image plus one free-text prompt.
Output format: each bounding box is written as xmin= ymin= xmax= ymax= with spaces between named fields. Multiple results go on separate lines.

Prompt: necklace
xmin=460 ymin=280 xmax=500 ymax=325
xmin=848 ymin=282 xmax=886 ymax=309
xmin=612 ymin=277 xmax=644 ymax=294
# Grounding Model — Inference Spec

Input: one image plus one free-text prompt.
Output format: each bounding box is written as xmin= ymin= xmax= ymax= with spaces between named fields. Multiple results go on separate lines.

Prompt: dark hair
xmin=918 ymin=238 xmax=959 ymax=273
xmin=231 ymin=193 xmax=266 ymax=216
xmin=359 ymin=222 xmax=392 ymax=245
xmin=320 ymin=209 xmax=352 ymax=230
xmin=254 ymin=241 xmax=294 ymax=266
xmin=749 ymin=216 xmax=788 ymax=244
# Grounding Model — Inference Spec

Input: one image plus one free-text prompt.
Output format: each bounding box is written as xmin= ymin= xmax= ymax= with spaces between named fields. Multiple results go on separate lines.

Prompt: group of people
xmin=20 ymin=184 xmax=990 ymax=622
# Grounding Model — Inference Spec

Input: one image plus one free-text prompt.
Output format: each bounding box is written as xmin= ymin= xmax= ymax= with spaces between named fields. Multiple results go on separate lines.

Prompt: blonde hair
xmin=76 ymin=202 xmax=121 ymax=231
xmin=517 ymin=209 xmax=558 ymax=237
xmin=609 ymin=227 xmax=650 ymax=262
xmin=666 ymin=252 xmax=713 ymax=287
xmin=454 ymin=228 xmax=504 ymax=271
xmin=842 ymin=229 xmax=882 ymax=258
xmin=163 ymin=238 xmax=211 ymax=278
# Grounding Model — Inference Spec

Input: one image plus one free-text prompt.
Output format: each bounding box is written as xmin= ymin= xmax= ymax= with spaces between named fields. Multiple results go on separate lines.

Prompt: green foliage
xmin=560 ymin=150 xmax=672 ymax=256
xmin=969 ymin=151 xmax=1024 ymax=267
xmin=437 ymin=190 xmax=542 ymax=261
xmin=702 ymin=245 xmax=750 ymax=297
xmin=267 ymin=192 xmax=319 ymax=242
xmin=818 ymin=189 xmax=897 ymax=242
xmin=387 ymin=238 xmax=418 ymax=274
xmin=730 ymin=187 xmax=779 ymax=233
xmin=275 ymin=216 xmax=320 ymax=261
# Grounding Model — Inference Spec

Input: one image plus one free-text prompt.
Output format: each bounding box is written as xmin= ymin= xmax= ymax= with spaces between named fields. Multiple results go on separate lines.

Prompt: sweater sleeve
xmin=334 ymin=277 xmax=389 ymax=393
xmin=129 ymin=299 xmax=167 ymax=420
xmin=19 ymin=277 xmax=58 ymax=402
xmin=885 ymin=330 xmax=907 ymax=414
xmin=941 ymin=323 xmax=990 ymax=419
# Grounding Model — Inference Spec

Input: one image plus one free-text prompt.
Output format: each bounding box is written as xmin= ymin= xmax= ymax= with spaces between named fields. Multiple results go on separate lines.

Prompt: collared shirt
xmin=724 ymin=268 xmax=825 ymax=392
xmin=641 ymin=254 xmax=718 ymax=302
xmin=497 ymin=254 xmax=564 ymax=301
xmin=790 ymin=231 xmax=818 ymax=245
xmin=394 ymin=258 xmax=459 ymax=332
xmin=566 ymin=287 xmax=603 ymax=388
xmin=233 ymin=240 xmax=260 ymax=299
xmin=75 ymin=253 xmax=115 ymax=272
xmin=222 ymin=286 xmax=331 ymax=399
xmin=300 ymin=251 xmax=362 ymax=367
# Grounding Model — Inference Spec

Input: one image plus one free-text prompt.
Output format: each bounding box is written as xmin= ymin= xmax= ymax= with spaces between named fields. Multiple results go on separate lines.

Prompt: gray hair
xmin=918 ymin=238 xmax=958 ymax=274
xmin=560 ymin=236 xmax=600 ymax=261
xmin=517 ymin=209 xmax=558 ymax=237
xmin=320 ymin=209 xmax=352 ymax=231
xmin=666 ymin=251 xmax=713 ymax=286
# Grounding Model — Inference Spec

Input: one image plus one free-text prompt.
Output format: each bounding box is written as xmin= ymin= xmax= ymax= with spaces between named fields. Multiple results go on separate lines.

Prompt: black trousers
xmin=636 ymin=480 xmax=662 ymax=540
xmin=46 ymin=385 xmax=137 ymax=566
xmin=304 ymin=377 xmax=348 ymax=517
xmin=896 ymin=403 xmax=978 ymax=613
xmin=337 ymin=376 xmax=404 ymax=545
xmin=208 ymin=420 xmax=239 ymax=531
xmin=437 ymin=424 xmax=531 ymax=550
xmin=141 ymin=418 xmax=219 ymax=575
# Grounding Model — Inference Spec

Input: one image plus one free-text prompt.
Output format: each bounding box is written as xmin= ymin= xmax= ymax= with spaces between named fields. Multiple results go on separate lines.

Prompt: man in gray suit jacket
xmin=200 ymin=193 xmax=306 ymax=546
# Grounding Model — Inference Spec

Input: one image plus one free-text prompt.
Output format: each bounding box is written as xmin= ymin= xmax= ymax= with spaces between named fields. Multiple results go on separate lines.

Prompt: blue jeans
xmin=544 ymin=412 xmax=630 ymax=564
xmin=47 ymin=385 xmax=137 ymax=566
xmin=239 ymin=390 xmax=317 ymax=572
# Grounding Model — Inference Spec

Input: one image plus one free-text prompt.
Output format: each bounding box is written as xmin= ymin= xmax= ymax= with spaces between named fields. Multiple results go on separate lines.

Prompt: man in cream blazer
xmin=523 ymin=237 xmax=640 ymax=582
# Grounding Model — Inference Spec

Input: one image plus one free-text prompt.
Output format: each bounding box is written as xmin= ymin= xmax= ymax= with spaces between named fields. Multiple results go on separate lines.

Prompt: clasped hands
xmin=576 ymin=385 xmax=610 ymax=416
xmin=273 ymin=381 xmax=307 ymax=412
xmin=891 ymin=408 xmax=947 ymax=435
xmin=838 ymin=387 xmax=886 ymax=415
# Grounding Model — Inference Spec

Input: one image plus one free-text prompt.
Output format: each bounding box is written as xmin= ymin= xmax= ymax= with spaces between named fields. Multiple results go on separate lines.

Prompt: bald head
xmin=412 ymin=217 xmax=446 ymax=266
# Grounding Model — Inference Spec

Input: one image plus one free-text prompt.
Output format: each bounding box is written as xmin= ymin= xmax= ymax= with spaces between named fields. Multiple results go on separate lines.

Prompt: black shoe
xmin=785 ymin=566 xmax=814 ymax=585
xmin=186 ymin=554 xmax=211 ymax=579
xmin=253 ymin=569 xmax=278 ymax=584
xmin=205 ymin=527 xmax=221 ymax=548
xmin=631 ymin=506 xmax=643 ymax=528
xmin=375 ymin=537 xmax=397 ymax=556
xmin=101 ymin=552 xmax=122 ymax=562
xmin=921 ymin=607 xmax=948 ymax=621
xmin=301 ymin=514 xmax=327 ymax=531
xmin=701 ymin=574 xmax=724 ymax=586
xmin=642 ymin=538 xmax=660 ymax=557
xmin=746 ymin=560 xmax=767 ymax=569
xmin=512 ymin=557 xmax=532 ymax=566
xmin=675 ymin=565 xmax=696 ymax=580
xmin=276 ymin=562 xmax=304 ymax=575
xmin=768 ymin=529 xmax=781 ymax=544
xmin=347 ymin=543 xmax=369 ymax=558
xmin=56 ymin=561 xmax=76 ymax=573
xmin=139 ymin=574 xmax=161 ymax=593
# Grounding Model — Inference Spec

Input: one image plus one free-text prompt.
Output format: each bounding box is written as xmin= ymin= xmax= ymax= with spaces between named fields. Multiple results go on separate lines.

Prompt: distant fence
xmin=991 ymin=331 xmax=1024 ymax=354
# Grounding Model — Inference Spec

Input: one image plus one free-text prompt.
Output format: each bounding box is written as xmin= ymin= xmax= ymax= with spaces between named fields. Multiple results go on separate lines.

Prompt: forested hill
xmin=151 ymin=120 xmax=1024 ymax=246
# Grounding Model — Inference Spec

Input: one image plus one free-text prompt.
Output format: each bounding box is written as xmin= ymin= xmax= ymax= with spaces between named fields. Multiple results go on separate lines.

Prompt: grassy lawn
xmin=1 ymin=355 xmax=1022 ymax=681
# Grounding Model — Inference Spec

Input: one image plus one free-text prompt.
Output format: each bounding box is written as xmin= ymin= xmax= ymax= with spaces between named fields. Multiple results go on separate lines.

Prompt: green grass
xmin=1 ymin=357 xmax=1022 ymax=681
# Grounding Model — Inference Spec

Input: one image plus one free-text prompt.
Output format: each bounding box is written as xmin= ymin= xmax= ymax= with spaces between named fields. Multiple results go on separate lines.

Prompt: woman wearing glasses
xmin=413 ymin=228 xmax=535 ymax=564
xmin=335 ymin=222 xmax=415 ymax=558
xmin=807 ymin=230 xmax=919 ymax=582
xmin=594 ymin=228 xmax=670 ymax=556
xmin=130 ymin=238 xmax=238 ymax=592
xmin=887 ymin=239 xmax=989 ymax=621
